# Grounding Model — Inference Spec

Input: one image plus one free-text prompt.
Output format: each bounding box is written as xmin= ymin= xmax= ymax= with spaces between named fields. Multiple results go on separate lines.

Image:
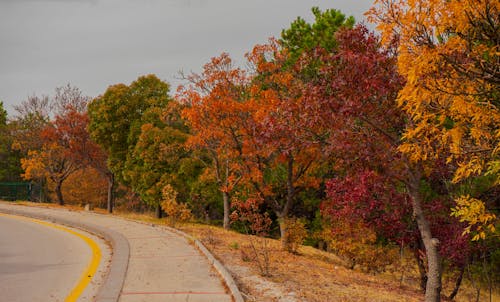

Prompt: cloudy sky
xmin=0 ymin=0 xmax=374 ymax=114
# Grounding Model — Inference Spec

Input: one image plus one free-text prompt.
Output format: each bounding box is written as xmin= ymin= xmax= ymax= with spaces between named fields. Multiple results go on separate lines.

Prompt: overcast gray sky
xmin=0 ymin=0 xmax=374 ymax=114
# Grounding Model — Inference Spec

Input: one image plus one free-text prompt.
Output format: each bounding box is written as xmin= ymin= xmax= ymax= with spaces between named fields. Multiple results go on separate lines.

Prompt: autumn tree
xmin=296 ymin=24 xmax=457 ymax=301
xmin=369 ymin=0 xmax=499 ymax=238
xmin=239 ymin=40 xmax=325 ymax=250
xmin=60 ymin=167 xmax=108 ymax=207
xmin=21 ymin=143 xmax=78 ymax=205
xmin=213 ymin=8 xmax=354 ymax=249
xmin=367 ymin=2 xmax=499 ymax=300
xmin=51 ymin=108 xmax=115 ymax=212
xmin=17 ymin=86 xmax=90 ymax=205
xmin=178 ymin=54 xmax=249 ymax=229
xmin=11 ymin=94 xmax=51 ymax=154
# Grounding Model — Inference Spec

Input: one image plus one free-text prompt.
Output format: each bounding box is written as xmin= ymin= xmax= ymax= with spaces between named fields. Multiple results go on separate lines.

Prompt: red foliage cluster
xmin=323 ymin=170 xmax=414 ymax=245
xmin=324 ymin=170 xmax=472 ymax=268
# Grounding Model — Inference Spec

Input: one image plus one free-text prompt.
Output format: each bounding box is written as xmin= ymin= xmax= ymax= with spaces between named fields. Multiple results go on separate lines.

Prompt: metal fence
xmin=0 ymin=182 xmax=35 ymax=201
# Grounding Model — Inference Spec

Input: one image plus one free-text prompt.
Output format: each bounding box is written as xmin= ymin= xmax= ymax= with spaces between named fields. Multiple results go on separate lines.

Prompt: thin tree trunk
xmin=482 ymin=251 xmax=492 ymax=302
xmin=279 ymin=156 xmax=295 ymax=251
xmin=155 ymin=203 xmax=163 ymax=219
xmin=55 ymin=179 xmax=64 ymax=206
xmin=223 ymin=191 xmax=230 ymax=229
xmin=408 ymin=171 xmax=442 ymax=302
xmin=223 ymin=160 xmax=230 ymax=229
xmin=415 ymin=239 xmax=428 ymax=292
xmin=278 ymin=213 xmax=287 ymax=248
xmin=449 ymin=265 xmax=465 ymax=300
xmin=214 ymin=156 xmax=231 ymax=230
xmin=106 ymin=173 xmax=114 ymax=213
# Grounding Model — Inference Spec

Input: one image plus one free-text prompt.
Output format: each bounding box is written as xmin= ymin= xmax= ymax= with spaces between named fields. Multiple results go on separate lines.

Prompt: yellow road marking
xmin=0 ymin=213 xmax=102 ymax=302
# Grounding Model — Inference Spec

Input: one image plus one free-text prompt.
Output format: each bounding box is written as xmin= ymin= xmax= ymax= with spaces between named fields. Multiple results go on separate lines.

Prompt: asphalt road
xmin=0 ymin=214 xmax=93 ymax=302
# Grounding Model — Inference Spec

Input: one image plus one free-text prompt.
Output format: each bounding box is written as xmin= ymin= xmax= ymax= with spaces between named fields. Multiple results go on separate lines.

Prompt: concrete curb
xmin=0 ymin=204 xmax=129 ymax=302
xmin=121 ymin=217 xmax=245 ymax=302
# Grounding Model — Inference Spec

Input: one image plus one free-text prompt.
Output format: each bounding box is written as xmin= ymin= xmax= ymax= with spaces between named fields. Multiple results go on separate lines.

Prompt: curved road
xmin=0 ymin=214 xmax=93 ymax=302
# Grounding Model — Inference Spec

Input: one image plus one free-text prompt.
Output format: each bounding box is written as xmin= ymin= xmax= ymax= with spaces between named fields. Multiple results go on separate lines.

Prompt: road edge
xmin=0 ymin=203 xmax=129 ymax=302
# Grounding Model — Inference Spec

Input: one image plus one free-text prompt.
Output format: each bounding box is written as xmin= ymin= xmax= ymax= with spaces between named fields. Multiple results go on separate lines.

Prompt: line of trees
xmin=0 ymin=3 xmax=498 ymax=302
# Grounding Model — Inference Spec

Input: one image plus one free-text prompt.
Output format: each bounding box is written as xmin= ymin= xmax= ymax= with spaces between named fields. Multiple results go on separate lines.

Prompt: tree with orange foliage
xmin=178 ymin=53 xmax=249 ymax=229
xmin=244 ymin=39 xmax=324 ymax=250
xmin=56 ymin=167 xmax=108 ymax=207
xmin=19 ymin=85 xmax=90 ymax=205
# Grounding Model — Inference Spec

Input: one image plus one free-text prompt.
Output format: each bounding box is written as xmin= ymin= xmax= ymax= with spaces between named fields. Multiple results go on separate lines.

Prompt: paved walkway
xmin=0 ymin=202 xmax=233 ymax=302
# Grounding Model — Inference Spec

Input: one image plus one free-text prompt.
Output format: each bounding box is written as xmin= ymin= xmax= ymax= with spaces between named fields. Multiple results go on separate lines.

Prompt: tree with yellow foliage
xmin=369 ymin=1 xmax=499 ymax=301
xmin=21 ymin=143 xmax=78 ymax=205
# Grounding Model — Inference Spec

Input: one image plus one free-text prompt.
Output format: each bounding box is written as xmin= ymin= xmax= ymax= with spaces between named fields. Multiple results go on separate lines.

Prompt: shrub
xmin=231 ymin=195 xmax=273 ymax=276
xmin=284 ymin=217 xmax=308 ymax=253
xmin=315 ymin=218 xmax=397 ymax=273
xmin=160 ymin=184 xmax=192 ymax=226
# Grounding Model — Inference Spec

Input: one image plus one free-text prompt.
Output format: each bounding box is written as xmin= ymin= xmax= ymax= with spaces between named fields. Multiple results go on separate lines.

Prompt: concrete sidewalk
xmin=0 ymin=202 xmax=235 ymax=302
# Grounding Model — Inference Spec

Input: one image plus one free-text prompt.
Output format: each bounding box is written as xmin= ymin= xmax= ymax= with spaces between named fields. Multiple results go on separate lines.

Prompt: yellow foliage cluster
xmin=369 ymin=0 xmax=499 ymax=238
xmin=20 ymin=150 xmax=47 ymax=180
xmin=283 ymin=217 xmax=308 ymax=253
xmin=160 ymin=184 xmax=192 ymax=226
xmin=451 ymin=195 xmax=497 ymax=240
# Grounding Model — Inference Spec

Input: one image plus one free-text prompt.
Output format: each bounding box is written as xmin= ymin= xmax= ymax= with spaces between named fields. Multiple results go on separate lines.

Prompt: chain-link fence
xmin=0 ymin=182 xmax=43 ymax=201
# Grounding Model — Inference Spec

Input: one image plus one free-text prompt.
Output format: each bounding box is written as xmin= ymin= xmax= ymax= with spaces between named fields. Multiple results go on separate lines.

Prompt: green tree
xmin=89 ymin=75 xmax=171 ymax=182
xmin=0 ymin=102 xmax=22 ymax=182
xmin=0 ymin=101 xmax=6 ymax=126
xmin=281 ymin=7 xmax=354 ymax=66
xmin=89 ymin=74 xmax=177 ymax=216
xmin=124 ymin=101 xmax=194 ymax=218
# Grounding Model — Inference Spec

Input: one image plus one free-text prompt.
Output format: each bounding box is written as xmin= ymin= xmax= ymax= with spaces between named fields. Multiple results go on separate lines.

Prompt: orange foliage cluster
xmin=53 ymin=167 xmax=108 ymax=207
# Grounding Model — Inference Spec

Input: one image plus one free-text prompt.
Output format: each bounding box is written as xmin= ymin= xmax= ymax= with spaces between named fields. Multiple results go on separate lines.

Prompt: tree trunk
xmin=223 ymin=190 xmax=230 ymax=230
xmin=106 ymin=173 xmax=114 ymax=213
xmin=155 ymin=203 xmax=163 ymax=219
xmin=55 ymin=180 xmax=64 ymax=205
xmin=277 ymin=214 xmax=288 ymax=250
xmin=279 ymin=156 xmax=295 ymax=251
xmin=449 ymin=265 xmax=465 ymax=300
xmin=408 ymin=171 xmax=442 ymax=302
xmin=415 ymin=239 xmax=428 ymax=292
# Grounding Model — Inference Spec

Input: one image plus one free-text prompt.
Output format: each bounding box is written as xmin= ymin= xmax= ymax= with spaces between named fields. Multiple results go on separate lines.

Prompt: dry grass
xmin=180 ymin=223 xmax=500 ymax=302
xmin=176 ymin=223 xmax=424 ymax=302
xmin=9 ymin=202 xmax=499 ymax=302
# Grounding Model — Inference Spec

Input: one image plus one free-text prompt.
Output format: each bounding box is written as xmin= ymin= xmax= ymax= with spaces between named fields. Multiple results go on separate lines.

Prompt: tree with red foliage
xmin=302 ymin=25 xmax=471 ymax=299
xmin=323 ymin=169 xmax=472 ymax=296
xmin=244 ymin=39 xmax=324 ymax=250
xmin=50 ymin=109 xmax=115 ymax=212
